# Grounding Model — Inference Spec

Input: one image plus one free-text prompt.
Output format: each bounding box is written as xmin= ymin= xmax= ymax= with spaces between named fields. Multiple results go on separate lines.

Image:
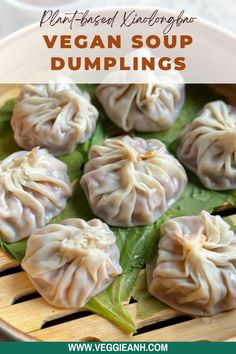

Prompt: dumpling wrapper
xmin=96 ymin=82 xmax=185 ymax=132
xmin=0 ymin=148 xmax=72 ymax=242
xmin=148 ymin=211 xmax=236 ymax=316
xmin=11 ymin=82 xmax=99 ymax=156
xmin=177 ymin=100 xmax=236 ymax=190
xmin=22 ymin=218 xmax=122 ymax=309
xmin=80 ymin=136 xmax=187 ymax=227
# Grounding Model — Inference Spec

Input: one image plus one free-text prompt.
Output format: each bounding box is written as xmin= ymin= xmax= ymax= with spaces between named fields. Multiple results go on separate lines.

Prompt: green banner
xmin=0 ymin=342 xmax=236 ymax=354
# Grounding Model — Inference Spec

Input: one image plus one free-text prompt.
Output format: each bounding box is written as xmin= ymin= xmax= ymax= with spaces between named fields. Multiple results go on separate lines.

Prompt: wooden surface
xmin=0 ymin=249 xmax=19 ymax=272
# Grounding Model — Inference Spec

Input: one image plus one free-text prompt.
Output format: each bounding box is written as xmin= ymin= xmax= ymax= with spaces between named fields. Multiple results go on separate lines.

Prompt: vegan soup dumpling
xmin=11 ymin=82 xmax=99 ymax=156
xmin=22 ymin=218 xmax=122 ymax=309
xmin=148 ymin=211 xmax=236 ymax=316
xmin=96 ymin=81 xmax=185 ymax=132
xmin=80 ymin=136 xmax=187 ymax=227
xmin=177 ymin=101 xmax=236 ymax=190
xmin=0 ymin=148 xmax=72 ymax=243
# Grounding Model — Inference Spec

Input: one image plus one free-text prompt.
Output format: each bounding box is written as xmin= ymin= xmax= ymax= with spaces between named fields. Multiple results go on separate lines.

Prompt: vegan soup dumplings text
xmin=44 ymin=34 xmax=192 ymax=71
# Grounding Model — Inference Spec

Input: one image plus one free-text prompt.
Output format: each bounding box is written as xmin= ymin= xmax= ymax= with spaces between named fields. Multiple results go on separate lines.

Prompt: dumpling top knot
xmin=60 ymin=222 xmax=115 ymax=258
xmin=0 ymin=147 xmax=41 ymax=190
xmin=106 ymin=137 xmax=160 ymax=163
xmin=206 ymin=101 xmax=236 ymax=129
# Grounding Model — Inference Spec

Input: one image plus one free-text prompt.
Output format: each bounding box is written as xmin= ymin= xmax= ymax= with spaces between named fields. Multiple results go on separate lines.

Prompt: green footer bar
xmin=0 ymin=342 xmax=236 ymax=354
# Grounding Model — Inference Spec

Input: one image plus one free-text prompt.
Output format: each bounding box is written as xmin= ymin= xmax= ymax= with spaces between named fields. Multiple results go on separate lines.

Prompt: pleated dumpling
xmin=0 ymin=148 xmax=72 ymax=242
xmin=96 ymin=82 xmax=185 ymax=132
xmin=177 ymin=101 xmax=236 ymax=190
xmin=148 ymin=211 xmax=236 ymax=316
xmin=22 ymin=218 xmax=122 ymax=309
xmin=11 ymin=82 xmax=99 ymax=156
xmin=80 ymin=136 xmax=187 ymax=227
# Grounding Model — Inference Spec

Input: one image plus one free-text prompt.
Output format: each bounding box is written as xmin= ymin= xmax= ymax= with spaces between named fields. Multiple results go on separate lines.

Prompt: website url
xmin=68 ymin=342 xmax=168 ymax=352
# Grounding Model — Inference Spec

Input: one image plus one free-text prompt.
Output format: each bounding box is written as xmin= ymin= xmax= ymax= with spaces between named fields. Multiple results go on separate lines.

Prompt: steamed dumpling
xmin=22 ymin=218 xmax=122 ymax=309
xmin=80 ymin=136 xmax=187 ymax=227
xmin=0 ymin=148 xmax=72 ymax=242
xmin=177 ymin=101 xmax=236 ymax=190
xmin=96 ymin=82 xmax=185 ymax=132
xmin=11 ymin=82 xmax=99 ymax=156
xmin=148 ymin=211 xmax=236 ymax=316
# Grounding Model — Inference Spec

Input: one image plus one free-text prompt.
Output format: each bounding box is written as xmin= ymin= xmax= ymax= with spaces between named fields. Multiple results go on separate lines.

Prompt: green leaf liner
xmin=131 ymin=270 xmax=168 ymax=320
xmin=86 ymin=270 xmax=139 ymax=333
xmin=0 ymin=85 xmax=236 ymax=334
xmin=0 ymin=238 xmax=28 ymax=263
